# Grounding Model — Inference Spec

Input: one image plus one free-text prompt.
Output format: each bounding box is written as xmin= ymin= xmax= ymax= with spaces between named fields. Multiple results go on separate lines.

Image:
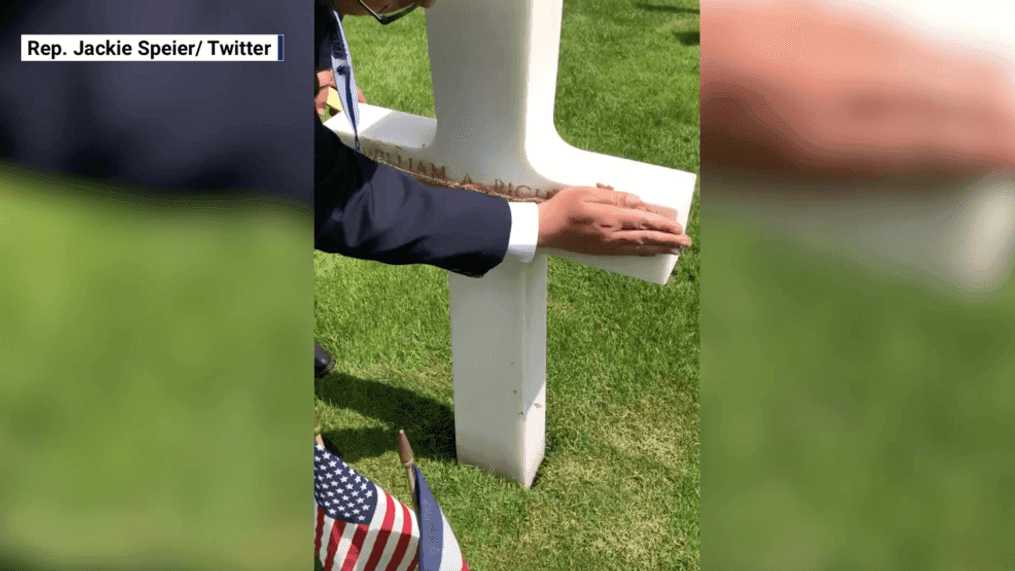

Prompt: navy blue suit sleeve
xmin=314 ymin=117 xmax=511 ymax=277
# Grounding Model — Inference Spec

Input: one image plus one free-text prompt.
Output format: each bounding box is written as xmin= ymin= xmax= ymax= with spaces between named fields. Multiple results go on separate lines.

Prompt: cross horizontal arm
xmin=324 ymin=106 xmax=695 ymax=285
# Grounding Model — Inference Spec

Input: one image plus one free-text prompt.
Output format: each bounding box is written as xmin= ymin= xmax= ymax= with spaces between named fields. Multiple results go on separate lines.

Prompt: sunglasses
xmin=356 ymin=0 xmax=420 ymax=25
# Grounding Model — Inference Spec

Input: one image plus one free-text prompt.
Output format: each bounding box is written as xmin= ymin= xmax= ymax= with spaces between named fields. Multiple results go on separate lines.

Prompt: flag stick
xmin=398 ymin=429 xmax=417 ymax=507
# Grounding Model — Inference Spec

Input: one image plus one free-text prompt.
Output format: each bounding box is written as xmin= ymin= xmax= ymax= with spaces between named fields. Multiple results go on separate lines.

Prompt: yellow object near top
xmin=326 ymin=87 xmax=343 ymax=115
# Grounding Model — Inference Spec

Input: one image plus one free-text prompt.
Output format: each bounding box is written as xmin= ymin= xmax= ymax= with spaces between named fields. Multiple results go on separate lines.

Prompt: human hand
xmin=315 ymin=68 xmax=336 ymax=118
xmin=316 ymin=68 xmax=367 ymax=116
xmin=701 ymin=1 xmax=1015 ymax=178
xmin=537 ymin=184 xmax=691 ymax=256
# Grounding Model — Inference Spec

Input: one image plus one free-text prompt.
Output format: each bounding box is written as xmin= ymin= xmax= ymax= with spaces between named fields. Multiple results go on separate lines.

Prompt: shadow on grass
xmin=635 ymin=3 xmax=699 ymax=14
xmin=316 ymin=371 xmax=457 ymax=464
xmin=673 ymin=29 xmax=700 ymax=46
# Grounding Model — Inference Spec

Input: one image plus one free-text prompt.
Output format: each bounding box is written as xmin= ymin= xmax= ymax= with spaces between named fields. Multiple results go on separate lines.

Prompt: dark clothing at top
xmin=313 ymin=2 xmax=511 ymax=277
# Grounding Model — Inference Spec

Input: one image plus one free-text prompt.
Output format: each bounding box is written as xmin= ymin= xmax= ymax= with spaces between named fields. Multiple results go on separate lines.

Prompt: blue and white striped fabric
xmin=411 ymin=464 xmax=468 ymax=571
xmin=327 ymin=9 xmax=361 ymax=151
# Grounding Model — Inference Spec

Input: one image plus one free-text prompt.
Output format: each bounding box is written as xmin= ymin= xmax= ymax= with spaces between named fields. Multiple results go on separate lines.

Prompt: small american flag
xmin=412 ymin=464 xmax=469 ymax=571
xmin=314 ymin=440 xmax=420 ymax=571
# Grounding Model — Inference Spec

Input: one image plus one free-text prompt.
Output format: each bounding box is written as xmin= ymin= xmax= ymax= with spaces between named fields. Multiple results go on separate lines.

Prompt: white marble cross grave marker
xmin=324 ymin=0 xmax=697 ymax=487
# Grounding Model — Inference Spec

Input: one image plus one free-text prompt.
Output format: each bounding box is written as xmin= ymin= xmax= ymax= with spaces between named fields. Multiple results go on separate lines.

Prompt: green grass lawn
xmin=315 ymin=1 xmax=700 ymax=570
xmin=0 ymin=167 xmax=311 ymax=571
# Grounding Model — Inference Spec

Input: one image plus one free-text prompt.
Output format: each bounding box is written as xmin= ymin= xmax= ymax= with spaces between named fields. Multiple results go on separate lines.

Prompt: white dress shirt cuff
xmin=506 ymin=201 xmax=539 ymax=263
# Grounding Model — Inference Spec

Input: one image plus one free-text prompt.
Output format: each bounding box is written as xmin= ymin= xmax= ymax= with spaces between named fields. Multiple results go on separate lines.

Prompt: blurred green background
xmin=703 ymin=185 xmax=1015 ymax=570
xmin=0 ymin=165 xmax=312 ymax=570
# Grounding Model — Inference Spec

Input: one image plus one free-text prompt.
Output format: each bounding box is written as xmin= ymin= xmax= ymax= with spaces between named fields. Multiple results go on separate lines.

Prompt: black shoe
xmin=314 ymin=343 xmax=334 ymax=379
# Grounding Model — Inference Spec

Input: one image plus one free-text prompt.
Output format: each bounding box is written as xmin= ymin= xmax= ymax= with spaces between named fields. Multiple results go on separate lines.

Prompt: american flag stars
xmin=314 ymin=439 xmax=421 ymax=571
xmin=314 ymin=443 xmax=379 ymax=526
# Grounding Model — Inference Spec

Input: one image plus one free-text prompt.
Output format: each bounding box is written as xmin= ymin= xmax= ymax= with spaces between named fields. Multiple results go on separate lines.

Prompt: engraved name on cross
xmin=324 ymin=0 xmax=696 ymax=487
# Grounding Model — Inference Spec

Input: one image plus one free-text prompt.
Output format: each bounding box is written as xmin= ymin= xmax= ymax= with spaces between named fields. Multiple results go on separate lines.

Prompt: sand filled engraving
xmin=363 ymin=144 xmax=678 ymax=220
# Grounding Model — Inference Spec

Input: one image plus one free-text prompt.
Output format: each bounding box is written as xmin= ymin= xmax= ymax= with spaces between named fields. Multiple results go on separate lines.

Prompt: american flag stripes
xmin=314 ymin=440 xmax=420 ymax=571
xmin=412 ymin=464 xmax=469 ymax=571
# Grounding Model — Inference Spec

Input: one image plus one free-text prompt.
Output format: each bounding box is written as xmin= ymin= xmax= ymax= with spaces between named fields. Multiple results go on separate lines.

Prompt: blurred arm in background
xmin=701 ymin=0 xmax=1015 ymax=181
